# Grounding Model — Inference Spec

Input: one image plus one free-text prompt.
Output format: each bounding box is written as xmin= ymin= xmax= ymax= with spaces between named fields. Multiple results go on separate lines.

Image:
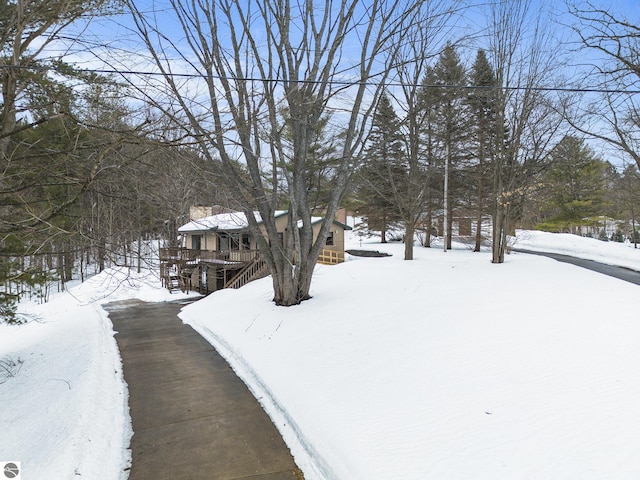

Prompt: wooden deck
xmin=159 ymin=248 xmax=263 ymax=294
xmin=159 ymin=246 xmax=345 ymax=294
xmin=159 ymin=247 xmax=261 ymax=265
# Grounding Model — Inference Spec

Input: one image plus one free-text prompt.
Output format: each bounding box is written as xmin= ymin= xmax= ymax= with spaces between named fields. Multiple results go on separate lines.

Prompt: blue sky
xmin=49 ymin=0 xmax=639 ymax=167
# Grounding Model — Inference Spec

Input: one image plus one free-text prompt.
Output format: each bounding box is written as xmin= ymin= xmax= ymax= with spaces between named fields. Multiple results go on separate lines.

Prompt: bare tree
xmin=389 ymin=1 xmax=460 ymax=259
xmin=566 ymin=2 xmax=640 ymax=170
xmin=616 ymin=164 xmax=640 ymax=247
xmin=485 ymin=0 xmax=564 ymax=263
xmin=124 ymin=0 xmax=427 ymax=305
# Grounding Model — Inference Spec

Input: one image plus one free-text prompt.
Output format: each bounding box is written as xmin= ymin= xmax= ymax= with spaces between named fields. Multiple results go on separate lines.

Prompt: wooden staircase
xmin=159 ymin=248 xmax=274 ymax=293
xmin=224 ymin=256 xmax=270 ymax=289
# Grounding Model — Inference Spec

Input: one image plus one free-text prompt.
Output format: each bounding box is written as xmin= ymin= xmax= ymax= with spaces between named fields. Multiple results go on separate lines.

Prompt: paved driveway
xmin=105 ymin=299 xmax=302 ymax=480
xmin=514 ymin=249 xmax=640 ymax=286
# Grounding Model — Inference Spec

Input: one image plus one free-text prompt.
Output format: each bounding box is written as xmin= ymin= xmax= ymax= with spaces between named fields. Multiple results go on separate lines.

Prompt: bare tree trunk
xmin=492 ymin=155 xmax=505 ymax=263
xmin=424 ymin=208 xmax=432 ymax=247
xmin=492 ymin=206 xmax=506 ymax=264
xmin=404 ymin=222 xmax=415 ymax=261
xmin=474 ymin=136 xmax=485 ymax=252
xmin=632 ymin=209 xmax=638 ymax=248
xmin=137 ymin=233 xmax=142 ymax=274
xmin=381 ymin=216 xmax=388 ymax=244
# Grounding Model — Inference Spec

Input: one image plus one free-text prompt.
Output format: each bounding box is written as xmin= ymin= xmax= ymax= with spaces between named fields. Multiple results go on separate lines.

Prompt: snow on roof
xmin=178 ymin=210 xmax=351 ymax=233
xmin=178 ymin=212 xmax=249 ymax=233
xmin=178 ymin=210 xmax=288 ymax=233
xmin=298 ymin=216 xmax=323 ymax=228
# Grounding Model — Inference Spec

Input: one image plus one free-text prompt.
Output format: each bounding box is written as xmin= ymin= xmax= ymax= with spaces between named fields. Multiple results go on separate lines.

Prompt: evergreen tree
xmin=537 ymin=136 xmax=609 ymax=233
xmin=357 ymin=93 xmax=405 ymax=242
xmin=468 ymin=49 xmax=498 ymax=251
xmin=430 ymin=43 xmax=470 ymax=250
xmin=0 ymin=0 xmax=116 ymax=321
xmin=416 ymin=66 xmax=442 ymax=248
xmin=0 ymin=68 xmax=224 ymax=321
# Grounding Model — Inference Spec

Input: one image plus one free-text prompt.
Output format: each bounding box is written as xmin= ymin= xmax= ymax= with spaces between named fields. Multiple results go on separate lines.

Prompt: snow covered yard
xmin=0 ymin=268 xmax=193 ymax=480
xmin=181 ymin=234 xmax=640 ymax=479
xmin=1 ymin=230 xmax=640 ymax=479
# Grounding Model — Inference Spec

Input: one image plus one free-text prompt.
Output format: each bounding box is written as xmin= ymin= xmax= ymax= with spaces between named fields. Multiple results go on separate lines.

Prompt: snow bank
xmin=514 ymin=229 xmax=640 ymax=271
xmin=0 ymin=267 xmax=193 ymax=480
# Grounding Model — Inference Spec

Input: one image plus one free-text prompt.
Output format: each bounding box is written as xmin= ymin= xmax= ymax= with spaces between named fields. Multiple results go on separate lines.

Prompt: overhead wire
xmin=0 ymin=63 xmax=638 ymax=95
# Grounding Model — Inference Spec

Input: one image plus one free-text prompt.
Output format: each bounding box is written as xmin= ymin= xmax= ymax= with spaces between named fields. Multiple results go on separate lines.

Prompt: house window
xmin=242 ymin=233 xmax=251 ymax=250
xmin=326 ymin=231 xmax=334 ymax=246
xmin=191 ymin=234 xmax=202 ymax=250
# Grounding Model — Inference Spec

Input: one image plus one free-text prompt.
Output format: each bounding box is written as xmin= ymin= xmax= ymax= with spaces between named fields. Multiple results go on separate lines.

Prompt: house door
xmin=242 ymin=233 xmax=251 ymax=250
xmin=219 ymin=233 xmax=229 ymax=251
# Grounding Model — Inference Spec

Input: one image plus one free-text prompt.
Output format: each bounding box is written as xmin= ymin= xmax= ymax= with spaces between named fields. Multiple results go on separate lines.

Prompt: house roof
xmin=308 ymin=216 xmax=352 ymax=231
xmin=178 ymin=210 xmax=352 ymax=233
xmin=178 ymin=211 xmax=287 ymax=233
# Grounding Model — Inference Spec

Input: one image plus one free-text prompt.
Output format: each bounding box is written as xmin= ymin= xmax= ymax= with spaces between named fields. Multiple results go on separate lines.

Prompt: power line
xmin=0 ymin=62 xmax=639 ymax=95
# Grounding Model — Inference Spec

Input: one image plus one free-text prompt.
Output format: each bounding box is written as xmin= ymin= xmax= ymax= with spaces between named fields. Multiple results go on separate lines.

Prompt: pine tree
xmin=357 ymin=93 xmax=406 ymax=242
xmin=430 ymin=43 xmax=471 ymax=250
xmin=0 ymin=0 xmax=118 ymax=321
xmin=538 ymin=136 xmax=609 ymax=233
xmin=416 ymin=66 xmax=442 ymax=248
xmin=468 ymin=49 xmax=498 ymax=251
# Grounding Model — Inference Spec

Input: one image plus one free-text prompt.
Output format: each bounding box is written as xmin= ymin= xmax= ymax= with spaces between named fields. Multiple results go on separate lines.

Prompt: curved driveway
xmin=514 ymin=249 xmax=640 ymax=286
xmin=105 ymin=299 xmax=302 ymax=480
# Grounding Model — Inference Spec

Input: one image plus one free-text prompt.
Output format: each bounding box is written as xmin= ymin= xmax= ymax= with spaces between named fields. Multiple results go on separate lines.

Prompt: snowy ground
xmin=1 ymin=229 xmax=640 ymax=479
xmin=0 ymin=268 xmax=194 ymax=480
xmin=514 ymin=229 xmax=640 ymax=270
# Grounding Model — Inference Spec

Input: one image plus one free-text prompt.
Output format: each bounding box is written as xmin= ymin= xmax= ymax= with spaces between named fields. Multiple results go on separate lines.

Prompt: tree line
xmin=1 ymin=0 xmax=640 ymax=318
xmin=355 ymin=46 xmax=640 ymax=255
xmin=0 ymin=0 xmax=225 ymax=321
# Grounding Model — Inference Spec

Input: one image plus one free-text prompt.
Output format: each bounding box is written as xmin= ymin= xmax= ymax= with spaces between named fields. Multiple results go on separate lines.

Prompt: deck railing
xmin=159 ymin=247 xmax=261 ymax=265
xmin=317 ymin=248 xmax=345 ymax=265
xmin=161 ymin=247 xmax=345 ymax=267
xmin=160 ymin=247 xmax=344 ymax=292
